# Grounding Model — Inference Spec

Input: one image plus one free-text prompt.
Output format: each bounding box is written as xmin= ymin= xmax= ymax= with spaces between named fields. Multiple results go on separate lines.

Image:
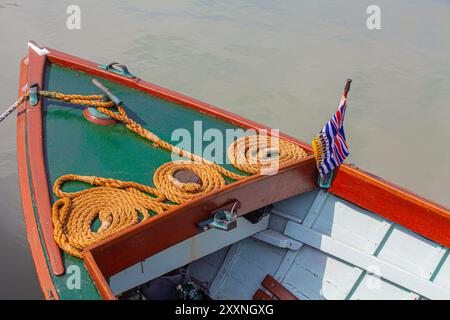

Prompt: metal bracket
xmin=198 ymin=201 xmax=240 ymax=232
xmin=28 ymin=83 xmax=39 ymax=106
xmin=99 ymin=62 xmax=136 ymax=79
xmin=92 ymin=78 xmax=123 ymax=106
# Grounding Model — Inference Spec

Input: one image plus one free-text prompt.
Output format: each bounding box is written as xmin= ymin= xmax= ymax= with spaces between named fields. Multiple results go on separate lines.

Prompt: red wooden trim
xmin=86 ymin=157 xmax=317 ymax=278
xmin=45 ymin=48 xmax=313 ymax=152
xmin=253 ymin=289 xmax=272 ymax=300
xmin=329 ymin=165 xmax=450 ymax=247
xmin=262 ymin=275 xmax=298 ymax=300
xmin=17 ymin=57 xmax=59 ymax=300
xmin=25 ymin=46 xmax=65 ymax=275
xmin=84 ymin=252 xmax=116 ymax=300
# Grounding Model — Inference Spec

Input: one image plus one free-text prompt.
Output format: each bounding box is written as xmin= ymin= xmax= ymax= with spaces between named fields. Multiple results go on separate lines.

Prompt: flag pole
xmin=344 ymin=79 xmax=352 ymax=98
xmin=317 ymin=78 xmax=352 ymax=188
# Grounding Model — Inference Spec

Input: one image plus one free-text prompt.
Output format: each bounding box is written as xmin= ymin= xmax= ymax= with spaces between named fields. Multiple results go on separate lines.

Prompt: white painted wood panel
xmin=376 ymin=225 xmax=446 ymax=279
xmin=284 ymin=221 xmax=450 ymax=300
xmin=312 ymin=198 xmax=392 ymax=254
xmin=349 ymin=275 xmax=419 ymax=300
xmin=431 ymin=251 xmax=450 ymax=289
xmin=272 ymin=190 xmax=318 ymax=222
xmin=109 ymin=216 xmax=269 ymax=295
xmin=283 ymin=246 xmax=362 ymax=300
xmin=210 ymin=237 xmax=286 ymax=299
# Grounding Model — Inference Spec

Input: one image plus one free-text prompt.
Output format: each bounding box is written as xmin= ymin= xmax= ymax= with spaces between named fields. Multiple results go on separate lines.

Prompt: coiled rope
xmin=153 ymin=161 xmax=225 ymax=204
xmin=6 ymin=88 xmax=308 ymax=258
xmin=227 ymin=135 xmax=308 ymax=174
xmin=52 ymin=174 xmax=174 ymax=258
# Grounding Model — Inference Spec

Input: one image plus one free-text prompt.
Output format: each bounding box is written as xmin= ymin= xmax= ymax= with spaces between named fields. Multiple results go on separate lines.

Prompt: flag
xmin=312 ymin=95 xmax=349 ymax=177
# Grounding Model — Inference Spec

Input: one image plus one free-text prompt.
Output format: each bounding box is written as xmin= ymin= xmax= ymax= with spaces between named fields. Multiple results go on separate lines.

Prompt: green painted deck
xmin=34 ymin=63 xmax=248 ymax=299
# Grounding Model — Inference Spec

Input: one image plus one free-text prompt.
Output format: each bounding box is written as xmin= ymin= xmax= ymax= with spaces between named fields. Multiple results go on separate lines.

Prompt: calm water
xmin=0 ymin=0 xmax=449 ymax=299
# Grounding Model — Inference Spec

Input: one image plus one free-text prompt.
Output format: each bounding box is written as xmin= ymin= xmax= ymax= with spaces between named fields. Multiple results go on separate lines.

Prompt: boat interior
xmin=114 ymin=189 xmax=450 ymax=300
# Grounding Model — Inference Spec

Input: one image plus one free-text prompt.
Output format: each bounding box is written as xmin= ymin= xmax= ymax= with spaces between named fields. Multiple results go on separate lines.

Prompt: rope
xmin=0 ymin=93 xmax=29 ymax=123
xmin=96 ymin=105 xmax=249 ymax=180
xmin=4 ymin=88 xmax=308 ymax=258
xmin=1 ymin=91 xmax=112 ymax=124
xmin=153 ymin=161 xmax=225 ymax=204
xmin=4 ymin=90 xmax=308 ymax=178
xmin=52 ymin=174 xmax=174 ymax=258
xmin=227 ymin=135 xmax=308 ymax=174
xmin=39 ymin=91 xmax=115 ymax=108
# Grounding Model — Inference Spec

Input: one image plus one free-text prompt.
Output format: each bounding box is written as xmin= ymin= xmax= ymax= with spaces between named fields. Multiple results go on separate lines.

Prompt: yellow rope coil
xmin=39 ymin=90 xmax=310 ymax=258
xmin=153 ymin=161 xmax=225 ymax=204
xmin=227 ymin=135 xmax=308 ymax=174
xmin=52 ymin=174 xmax=173 ymax=258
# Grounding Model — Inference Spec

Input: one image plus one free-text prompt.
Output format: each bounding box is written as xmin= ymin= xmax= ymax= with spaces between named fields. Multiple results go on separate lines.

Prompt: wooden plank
xmin=25 ymin=43 xmax=64 ymax=276
xmin=349 ymin=274 xmax=420 ymax=300
xmin=262 ymin=275 xmax=299 ymax=300
xmin=84 ymin=252 xmax=116 ymax=300
xmin=253 ymin=289 xmax=272 ymax=300
xmin=432 ymin=250 xmax=450 ymax=289
xmin=329 ymin=165 xmax=450 ymax=248
xmin=273 ymin=190 xmax=328 ymax=282
xmin=284 ymin=221 xmax=450 ymax=300
xmin=109 ymin=216 xmax=268 ymax=295
xmin=376 ymin=225 xmax=446 ymax=279
xmin=16 ymin=56 xmax=59 ymax=300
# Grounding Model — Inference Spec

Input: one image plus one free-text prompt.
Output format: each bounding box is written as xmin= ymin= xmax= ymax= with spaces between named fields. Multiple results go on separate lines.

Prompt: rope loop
xmin=53 ymin=174 xmax=165 ymax=201
xmin=52 ymin=174 xmax=173 ymax=258
xmin=227 ymin=135 xmax=308 ymax=174
xmin=153 ymin=161 xmax=225 ymax=204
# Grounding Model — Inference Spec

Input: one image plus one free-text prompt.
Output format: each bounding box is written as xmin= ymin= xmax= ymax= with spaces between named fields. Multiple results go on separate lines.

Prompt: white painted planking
xmin=349 ymin=274 xmax=420 ymax=300
xmin=284 ymin=221 xmax=450 ymax=300
xmin=271 ymin=190 xmax=318 ymax=222
xmin=188 ymin=247 xmax=229 ymax=286
xmin=431 ymin=250 xmax=450 ymax=289
xmin=311 ymin=196 xmax=392 ymax=254
xmin=109 ymin=216 xmax=268 ymax=295
xmin=208 ymin=242 xmax=243 ymax=298
xmin=276 ymin=192 xmax=392 ymax=299
xmin=376 ymin=225 xmax=447 ymax=279
xmin=209 ymin=237 xmax=286 ymax=299
xmin=252 ymin=229 xmax=303 ymax=250
xmin=283 ymin=246 xmax=362 ymax=300
xmin=273 ymin=190 xmax=328 ymax=284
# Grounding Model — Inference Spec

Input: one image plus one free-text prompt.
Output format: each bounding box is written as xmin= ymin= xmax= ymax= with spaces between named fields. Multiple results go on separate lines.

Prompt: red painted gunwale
xmin=17 ymin=56 xmax=59 ymax=299
xmin=17 ymin=42 xmax=450 ymax=300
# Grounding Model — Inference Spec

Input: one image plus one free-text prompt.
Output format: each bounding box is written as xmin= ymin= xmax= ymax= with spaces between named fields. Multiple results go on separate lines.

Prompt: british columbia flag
xmin=312 ymin=95 xmax=349 ymax=177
